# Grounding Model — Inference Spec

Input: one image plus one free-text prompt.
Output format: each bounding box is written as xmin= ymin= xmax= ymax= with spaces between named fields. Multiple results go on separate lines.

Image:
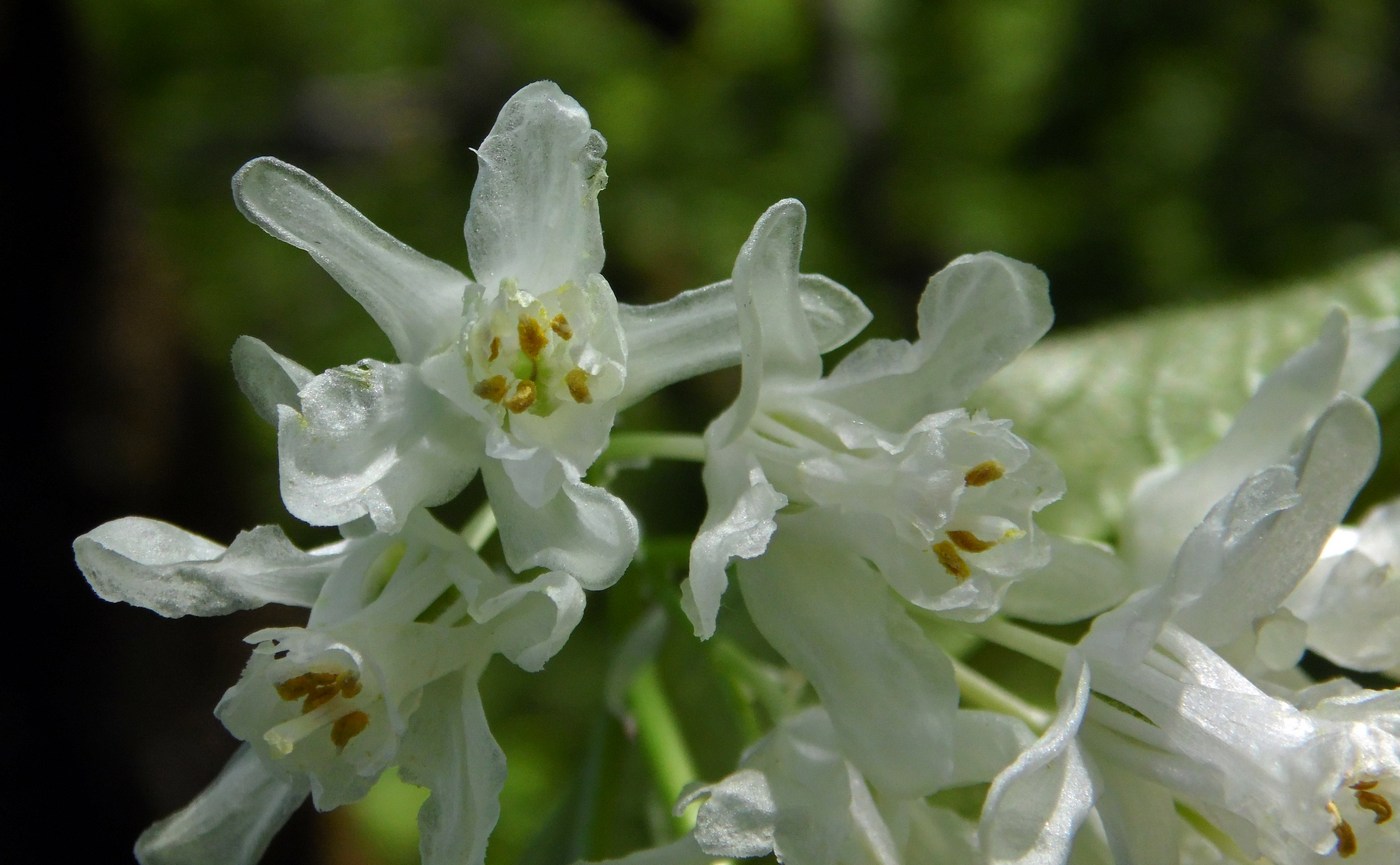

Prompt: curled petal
xmin=231 ymin=335 xmax=313 ymax=426
xmin=472 ymin=570 xmax=586 ymax=672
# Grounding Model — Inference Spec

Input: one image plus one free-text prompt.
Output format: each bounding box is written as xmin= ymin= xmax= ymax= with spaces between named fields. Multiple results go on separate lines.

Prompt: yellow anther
xmin=473 ymin=375 xmax=509 ymax=403
xmin=330 ymin=710 xmax=370 ymax=751
xmin=947 ymin=530 xmax=996 ymax=553
xmin=505 ymin=380 xmax=537 ymax=413
xmin=565 ymin=367 xmax=592 ymax=404
xmin=1355 ymin=789 xmax=1393 ymax=824
xmin=932 ymin=540 xmax=972 ymax=581
xmin=488 ymin=336 xmax=501 ymax=362
xmin=518 ymin=316 xmax=548 ymax=359
xmin=1329 ymin=802 xmax=1358 ymax=858
xmin=964 ymin=460 xmax=1005 ymax=487
xmin=551 ymin=314 xmax=573 ymax=340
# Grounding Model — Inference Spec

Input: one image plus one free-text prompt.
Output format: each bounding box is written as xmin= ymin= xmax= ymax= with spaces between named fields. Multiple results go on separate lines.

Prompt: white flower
xmin=232 ymin=82 xmax=870 ymax=590
xmin=75 ymin=509 xmax=583 ymax=865
xmin=681 ymin=199 xmax=1063 ymax=639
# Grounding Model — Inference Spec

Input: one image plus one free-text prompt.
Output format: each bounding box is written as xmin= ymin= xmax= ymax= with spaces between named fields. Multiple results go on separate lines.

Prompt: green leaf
xmin=974 ymin=252 xmax=1400 ymax=540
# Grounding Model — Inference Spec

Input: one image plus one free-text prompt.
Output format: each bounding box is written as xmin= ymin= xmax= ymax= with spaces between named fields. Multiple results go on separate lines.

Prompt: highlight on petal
xmin=617 ymin=272 xmax=872 ymax=408
xmin=135 ymin=744 xmax=309 ymax=865
xmin=231 ymin=335 xmax=313 ymax=426
xmin=75 ymin=518 xmax=335 ymax=617
xmin=233 ymin=157 xmax=467 ymax=363
xmin=465 ymin=81 xmax=607 ymax=296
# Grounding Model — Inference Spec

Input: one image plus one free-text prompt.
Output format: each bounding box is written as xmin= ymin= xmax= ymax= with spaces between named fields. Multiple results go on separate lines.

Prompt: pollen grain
xmin=964 ymin=460 xmax=1005 ymax=487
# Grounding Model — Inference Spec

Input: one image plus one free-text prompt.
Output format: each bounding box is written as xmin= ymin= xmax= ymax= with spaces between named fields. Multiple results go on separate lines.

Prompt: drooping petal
xmin=465 ymin=81 xmax=607 ymax=296
xmin=135 ymin=744 xmax=309 ymax=865
xmin=482 ymin=461 xmax=639 ymax=591
xmin=980 ymin=654 xmax=1097 ymax=865
xmin=681 ymin=445 xmax=786 ymax=639
xmin=736 ymin=510 xmax=959 ymax=797
xmin=398 ymin=670 xmax=507 ymax=865
xmin=616 ymin=273 xmax=872 ymax=407
xmin=472 ymin=570 xmax=587 ymax=672
xmin=233 ymin=157 xmax=467 ymax=363
xmin=75 ymin=518 xmax=335 ymax=617
xmin=231 ymin=335 xmax=313 ymax=426
xmin=277 ymin=360 xmax=482 ymax=531
xmin=822 ymin=252 xmax=1053 ymax=429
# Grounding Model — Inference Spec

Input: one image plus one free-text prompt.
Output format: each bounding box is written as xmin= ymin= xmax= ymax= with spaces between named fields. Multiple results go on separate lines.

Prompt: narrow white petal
xmin=233 ymin=157 xmax=466 ymax=363
xmin=75 ymin=518 xmax=334 ymax=616
xmin=617 ymin=273 xmax=872 ymax=407
xmin=731 ymin=199 xmax=823 ymax=385
xmin=483 ymin=461 xmax=639 ymax=590
xmin=465 ymin=81 xmax=606 ymax=295
xmin=135 ymin=744 xmax=308 ymax=865
xmin=231 ymin=335 xmax=313 ymax=426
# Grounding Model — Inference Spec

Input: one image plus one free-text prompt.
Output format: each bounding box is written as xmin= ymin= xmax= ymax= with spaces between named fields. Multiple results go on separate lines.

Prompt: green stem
xmin=627 ymin=663 xmax=701 ymax=834
xmin=603 ymin=432 xmax=707 ymax=464
xmin=958 ymin=617 xmax=1073 ymax=670
xmin=951 ymin=657 xmax=1051 ymax=732
xmin=461 ymin=502 xmax=498 ymax=552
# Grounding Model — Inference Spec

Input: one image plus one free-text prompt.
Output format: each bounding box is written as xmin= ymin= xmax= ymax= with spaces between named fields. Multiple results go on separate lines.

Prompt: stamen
xmin=331 ymin=710 xmax=370 ymax=751
xmin=518 ymin=316 xmax=548 ymax=359
xmin=1329 ymin=802 xmax=1358 ymax=858
xmin=551 ymin=314 xmax=573 ymax=340
xmin=488 ymin=336 xmax=501 ymax=362
xmin=473 ymin=375 xmax=509 ymax=403
xmin=276 ymin=670 xmax=361 ymax=714
xmin=964 ymin=461 xmax=1005 ymax=487
xmin=565 ymin=367 xmax=592 ymax=404
xmin=948 ymin=530 xmax=996 ymax=553
xmin=505 ymin=380 xmax=537 ymax=413
xmin=1355 ymin=789 xmax=1393 ymax=824
xmin=932 ymin=540 xmax=971 ymax=581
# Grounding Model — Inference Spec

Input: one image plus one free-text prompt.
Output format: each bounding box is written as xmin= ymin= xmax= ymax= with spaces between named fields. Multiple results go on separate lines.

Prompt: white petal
xmin=681 ymin=446 xmax=786 ymax=639
xmin=617 ymin=273 xmax=872 ymax=407
xmin=691 ymin=768 xmax=778 ymax=859
xmin=231 ymin=335 xmax=313 ymax=426
xmin=472 ymin=570 xmax=586 ymax=672
xmin=578 ymin=836 xmax=711 ymax=865
xmin=483 ymin=461 xmax=639 ymax=590
xmin=736 ymin=511 xmax=959 ymax=797
xmin=1091 ymin=763 xmax=1180 ymax=865
xmin=233 ymin=157 xmax=466 ymax=363
xmin=981 ymin=654 xmax=1097 ymax=865
xmin=135 ymin=744 xmax=308 ymax=865
xmin=1001 ymin=536 xmax=1132 ymax=625
xmin=278 ymin=361 xmax=482 ymax=531
xmin=75 ymin=518 xmax=334 ymax=617
xmin=465 ymin=81 xmax=606 ymax=295
xmin=398 ymin=671 xmax=506 ymax=865
xmin=949 ymin=710 xmax=1037 ymax=787
xmin=824 ymin=252 xmax=1053 ymax=429
xmin=730 ymin=199 xmax=823 ymax=387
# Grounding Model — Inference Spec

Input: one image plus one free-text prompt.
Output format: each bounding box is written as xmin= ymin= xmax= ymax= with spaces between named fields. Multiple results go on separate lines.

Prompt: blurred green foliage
xmin=69 ymin=1 xmax=1399 ymax=862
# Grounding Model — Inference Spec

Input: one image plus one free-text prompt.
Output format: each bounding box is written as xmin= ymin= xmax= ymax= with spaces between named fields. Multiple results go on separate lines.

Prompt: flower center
xmin=272 ymin=667 xmax=370 ymax=751
xmin=465 ymin=286 xmax=593 ymax=418
xmin=1329 ymin=778 xmax=1396 ymax=858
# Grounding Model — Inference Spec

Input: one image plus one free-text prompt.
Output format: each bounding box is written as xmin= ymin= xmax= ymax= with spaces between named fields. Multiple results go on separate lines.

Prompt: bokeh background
xmin=14 ymin=0 xmax=1399 ymax=862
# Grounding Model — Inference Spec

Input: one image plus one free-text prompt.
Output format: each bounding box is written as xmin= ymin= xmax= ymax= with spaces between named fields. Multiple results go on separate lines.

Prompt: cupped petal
xmin=681 ymin=445 xmax=786 ymax=639
xmin=465 ymin=81 xmax=606 ymax=295
xmin=736 ymin=510 xmax=959 ymax=797
xmin=980 ymin=654 xmax=1097 ymax=865
xmin=398 ymin=670 xmax=507 ymax=865
xmin=233 ymin=157 xmax=466 ymax=363
xmin=482 ymin=461 xmax=639 ymax=590
xmin=278 ymin=360 xmax=482 ymax=532
xmin=75 ymin=517 xmax=335 ymax=617
xmin=616 ymin=273 xmax=872 ymax=407
xmin=822 ymin=252 xmax=1053 ymax=429
xmin=231 ymin=335 xmax=313 ymax=426
xmin=135 ymin=744 xmax=309 ymax=865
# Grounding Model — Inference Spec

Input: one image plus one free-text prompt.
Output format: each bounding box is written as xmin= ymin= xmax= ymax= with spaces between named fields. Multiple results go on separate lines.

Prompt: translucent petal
xmin=465 ymin=81 xmax=606 ymax=296
xmin=1000 ymin=536 xmax=1131 ymax=625
xmin=75 ymin=518 xmax=334 ymax=617
xmin=617 ymin=273 xmax=872 ymax=407
xmin=730 ymin=199 xmax=822 ymax=385
xmin=472 ymin=570 xmax=586 ymax=672
xmin=233 ymin=157 xmax=466 ymax=363
xmin=482 ymin=461 xmax=638 ymax=591
xmin=278 ymin=360 xmax=482 ymax=531
xmin=736 ymin=511 xmax=958 ymax=797
xmin=823 ymin=252 xmax=1053 ymax=429
xmin=231 ymin=335 xmax=312 ymax=426
xmin=135 ymin=745 xmax=308 ymax=865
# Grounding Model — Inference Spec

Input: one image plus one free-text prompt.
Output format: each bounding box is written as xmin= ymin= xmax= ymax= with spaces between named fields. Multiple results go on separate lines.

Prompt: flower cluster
xmin=76 ymin=81 xmax=1400 ymax=865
